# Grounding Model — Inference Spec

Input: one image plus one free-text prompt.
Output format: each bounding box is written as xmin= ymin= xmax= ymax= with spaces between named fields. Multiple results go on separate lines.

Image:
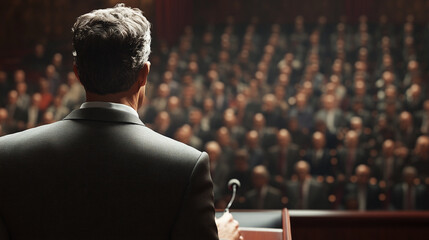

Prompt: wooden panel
xmin=289 ymin=210 xmax=429 ymax=240
xmin=241 ymin=227 xmax=283 ymax=240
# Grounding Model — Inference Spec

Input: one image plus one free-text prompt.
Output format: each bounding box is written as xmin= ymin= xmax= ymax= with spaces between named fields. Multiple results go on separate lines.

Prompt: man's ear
xmin=138 ymin=62 xmax=151 ymax=87
xmin=73 ymin=64 xmax=80 ymax=81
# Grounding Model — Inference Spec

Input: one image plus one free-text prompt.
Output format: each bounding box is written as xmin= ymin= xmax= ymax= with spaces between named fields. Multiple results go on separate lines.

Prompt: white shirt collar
xmin=80 ymin=101 xmax=139 ymax=118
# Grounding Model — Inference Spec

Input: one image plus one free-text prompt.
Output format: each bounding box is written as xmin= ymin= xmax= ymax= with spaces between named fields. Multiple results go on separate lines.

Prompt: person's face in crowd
xmin=16 ymin=82 xmax=27 ymax=95
xmin=155 ymin=111 xmax=170 ymax=128
xmin=8 ymin=91 xmax=18 ymax=105
xmin=295 ymin=161 xmax=310 ymax=182
xmin=253 ymin=113 xmax=265 ymax=130
xmin=277 ymin=129 xmax=291 ymax=147
xmin=206 ymin=142 xmax=221 ymax=164
xmin=385 ymin=86 xmax=397 ymax=99
xmin=312 ymin=132 xmax=325 ymax=149
xmin=399 ymin=112 xmax=413 ymax=130
xmin=274 ymin=85 xmax=285 ymax=100
xmin=181 ymin=75 xmax=193 ymax=85
xmin=188 ymin=62 xmax=199 ymax=74
xmin=424 ymin=100 xmax=429 ymax=112
xmin=356 ymin=165 xmax=370 ymax=185
xmin=223 ymin=111 xmax=236 ymax=128
xmin=415 ymin=136 xmax=429 ymax=159
xmin=67 ymin=72 xmax=78 ymax=85
xmin=35 ymin=44 xmax=45 ymax=58
xmin=52 ymin=53 xmax=63 ymax=67
xmin=382 ymin=71 xmax=394 ymax=85
xmin=252 ymin=166 xmax=269 ymax=189
xmin=57 ymin=84 xmax=69 ymax=97
xmin=403 ymin=167 xmax=417 ymax=186
xmin=163 ymin=71 xmax=173 ymax=83
xmin=323 ymin=95 xmax=336 ymax=110
xmin=235 ymin=94 xmax=247 ymax=110
xmin=409 ymin=84 xmax=421 ymax=99
xmin=278 ymin=73 xmax=290 ymax=87
xmin=0 ymin=108 xmax=8 ymax=123
xmin=31 ymin=93 xmax=42 ymax=107
xmin=350 ymin=117 xmax=363 ymax=131
xmin=46 ymin=65 xmax=56 ymax=79
xmin=345 ymin=131 xmax=358 ymax=148
xmin=408 ymin=60 xmax=419 ymax=72
xmin=167 ymin=96 xmax=180 ymax=110
xmin=158 ymin=84 xmax=170 ymax=98
xmin=189 ymin=109 xmax=202 ymax=125
xmin=14 ymin=70 xmax=25 ymax=83
xmin=382 ymin=140 xmax=395 ymax=156
xmin=262 ymin=94 xmax=276 ymax=112
xmin=203 ymin=98 xmax=214 ymax=113
xmin=175 ymin=125 xmax=192 ymax=144
xmin=246 ymin=131 xmax=259 ymax=149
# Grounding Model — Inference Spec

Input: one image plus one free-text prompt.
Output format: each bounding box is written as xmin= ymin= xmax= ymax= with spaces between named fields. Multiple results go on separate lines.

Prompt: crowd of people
xmin=0 ymin=14 xmax=428 ymax=211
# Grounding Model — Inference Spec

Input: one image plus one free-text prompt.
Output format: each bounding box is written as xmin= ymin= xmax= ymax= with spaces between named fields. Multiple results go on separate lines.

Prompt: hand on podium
xmin=216 ymin=212 xmax=243 ymax=240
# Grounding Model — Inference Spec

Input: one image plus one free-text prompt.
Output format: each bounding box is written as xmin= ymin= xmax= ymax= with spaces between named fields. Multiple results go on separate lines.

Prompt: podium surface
xmin=289 ymin=210 xmax=429 ymax=240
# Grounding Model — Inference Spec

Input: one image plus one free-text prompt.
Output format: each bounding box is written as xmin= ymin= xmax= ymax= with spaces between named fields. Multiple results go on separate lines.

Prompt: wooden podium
xmin=216 ymin=209 xmax=292 ymax=240
xmin=289 ymin=210 xmax=429 ymax=240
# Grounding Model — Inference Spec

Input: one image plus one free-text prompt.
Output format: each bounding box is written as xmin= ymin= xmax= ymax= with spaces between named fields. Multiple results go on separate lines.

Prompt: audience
xmin=1 ymin=14 xmax=428 ymax=211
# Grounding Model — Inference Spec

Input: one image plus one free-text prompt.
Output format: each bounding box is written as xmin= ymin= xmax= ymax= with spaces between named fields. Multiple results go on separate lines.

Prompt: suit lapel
xmin=64 ymin=108 xmax=145 ymax=126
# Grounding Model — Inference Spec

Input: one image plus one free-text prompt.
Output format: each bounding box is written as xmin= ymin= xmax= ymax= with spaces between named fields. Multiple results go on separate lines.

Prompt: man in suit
xmin=244 ymin=165 xmax=284 ymax=209
xmin=0 ymin=4 xmax=239 ymax=240
xmin=304 ymin=131 xmax=334 ymax=176
xmin=285 ymin=161 xmax=329 ymax=209
xmin=266 ymin=129 xmax=299 ymax=184
xmin=391 ymin=166 xmax=428 ymax=210
xmin=343 ymin=165 xmax=382 ymax=210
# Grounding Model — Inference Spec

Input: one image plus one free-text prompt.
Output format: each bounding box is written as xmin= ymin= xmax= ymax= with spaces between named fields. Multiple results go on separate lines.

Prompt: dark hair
xmin=72 ymin=4 xmax=151 ymax=94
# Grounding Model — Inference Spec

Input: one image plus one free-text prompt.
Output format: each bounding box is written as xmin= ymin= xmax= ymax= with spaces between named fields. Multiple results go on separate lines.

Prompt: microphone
xmin=224 ymin=179 xmax=241 ymax=213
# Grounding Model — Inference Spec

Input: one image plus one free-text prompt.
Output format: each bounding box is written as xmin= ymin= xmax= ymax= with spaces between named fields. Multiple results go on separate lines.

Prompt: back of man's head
xmin=72 ymin=4 xmax=151 ymax=94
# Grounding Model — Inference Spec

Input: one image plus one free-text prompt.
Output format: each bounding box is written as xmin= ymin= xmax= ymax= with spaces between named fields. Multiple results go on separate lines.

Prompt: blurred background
xmin=0 ymin=0 xmax=428 ymax=211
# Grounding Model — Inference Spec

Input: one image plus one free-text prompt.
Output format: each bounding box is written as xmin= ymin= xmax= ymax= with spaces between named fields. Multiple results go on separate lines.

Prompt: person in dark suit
xmin=343 ymin=164 xmax=382 ymax=210
xmin=285 ymin=161 xmax=329 ymax=209
xmin=0 ymin=4 xmax=240 ymax=240
xmin=337 ymin=130 xmax=367 ymax=180
xmin=244 ymin=165 xmax=284 ymax=209
xmin=266 ymin=129 xmax=299 ymax=184
xmin=304 ymin=131 xmax=334 ymax=176
xmin=391 ymin=166 xmax=428 ymax=210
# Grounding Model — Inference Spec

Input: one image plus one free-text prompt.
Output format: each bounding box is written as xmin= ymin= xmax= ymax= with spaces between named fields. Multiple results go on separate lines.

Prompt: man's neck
xmin=86 ymin=92 xmax=140 ymax=111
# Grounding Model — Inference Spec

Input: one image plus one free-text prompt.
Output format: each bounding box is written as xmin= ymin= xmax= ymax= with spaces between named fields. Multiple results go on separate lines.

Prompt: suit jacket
xmin=244 ymin=186 xmax=284 ymax=209
xmin=343 ymin=183 xmax=382 ymax=210
xmin=0 ymin=107 xmax=218 ymax=240
xmin=304 ymin=149 xmax=333 ymax=176
xmin=285 ymin=178 xmax=329 ymax=210
xmin=266 ymin=144 xmax=299 ymax=180
xmin=391 ymin=183 xmax=428 ymax=210
xmin=336 ymin=148 xmax=367 ymax=178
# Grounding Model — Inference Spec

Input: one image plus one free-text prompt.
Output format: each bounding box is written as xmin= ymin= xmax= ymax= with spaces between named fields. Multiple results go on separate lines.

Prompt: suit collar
xmin=64 ymin=107 xmax=145 ymax=126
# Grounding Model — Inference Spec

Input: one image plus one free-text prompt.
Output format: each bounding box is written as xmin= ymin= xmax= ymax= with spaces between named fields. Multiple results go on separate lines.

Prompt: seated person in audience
xmin=285 ymin=161 xmax=329 ymax=209
xmin=266 ymin=129 xmax=299 ymax=185
xmin=337 ymin=130 xmax=367 ymax=180
xmin=244 ymin=165 xmax=284 ymax=209
xmin=396 ymin=111 xmax=420 ymax=150
xmin=304 ymin=131 xmax=333 ymax=177
xmin=227 ymin=149 xmax=252 ymax=196
xmin=371 ymin=139 xmax=404 ymax=188
xmin=411 ymin=135 xmax=429 ymax=181
xmin=244 ymin=130 xmax=264 ymax=168
xmin=343 ymin=164 xmax=382 ymax=210
xmin=206 ymin=141 xmax=230 ymax=204
xmin=391 ymin=166 xmax=428 ymax=210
